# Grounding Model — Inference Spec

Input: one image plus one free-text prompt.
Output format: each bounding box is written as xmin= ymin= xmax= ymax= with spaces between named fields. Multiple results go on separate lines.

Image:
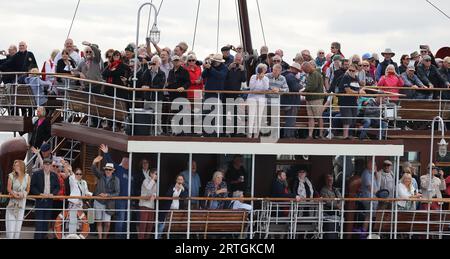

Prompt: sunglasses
xmin=363 ymin=65 xmax=370 ymax=67
xmin=75 ymin=173 xmax=83 ymax=176
xmin=85 ymin=51 xmax=93 ymax=54
xmin=273 ymin=60 xmax=281 ymax=63
xmin=188 ymin=60 xmax=196 ymax=62
xmin=349 ymin=70 xmax=356 ymax=73
xmin=319 ymin=52 xmax=325 ymax=54
xmin=105 ymin=169 xmax=114 ymax=172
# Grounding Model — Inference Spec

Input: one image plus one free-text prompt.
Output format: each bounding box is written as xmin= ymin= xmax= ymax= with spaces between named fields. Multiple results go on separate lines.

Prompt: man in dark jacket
xmin=0 ymin=45 xmax=18 ymax=83
xmin=417 ymin=55 xmax=449 ymax=88
xmin=224 ymin=54 xmax=247 ymax=136
xmin=0 ymin=42 xmax=38 ymax=75
xmin=281 ymin=63 xmax=302 ymax=138
xmin=167 ymin=55 xmax=190 ymax=101
xmin=157 ymin=174 xmax=189 ymax=239
xmin=440 ymin=57 xmax=450 ymax=85
xmin=271 ymin=170 xmax=300 ymax=200
xmin=376 ymin=48 xmax=399 ymax=81
xmin=202 ymin=53 xmax=228 ymax=100
xmin=30 ymin=158 xmax=60 ymax=239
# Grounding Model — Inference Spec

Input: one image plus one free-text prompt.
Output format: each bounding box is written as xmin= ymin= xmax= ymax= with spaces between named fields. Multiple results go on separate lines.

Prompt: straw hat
xmin=210 ymin=53 xmax=225 ymax=63
xmin=381 ymin=48 xmax=396 ymax=57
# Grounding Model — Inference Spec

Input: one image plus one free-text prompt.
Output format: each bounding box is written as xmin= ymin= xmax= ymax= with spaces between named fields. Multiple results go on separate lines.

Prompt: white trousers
xmin=6 ymin=207 xmax=25 ymax=239
xmin=247 ymin=98 xmax=266 ymax=137
xmin=69 ymin=203 xmax=83 ymax=235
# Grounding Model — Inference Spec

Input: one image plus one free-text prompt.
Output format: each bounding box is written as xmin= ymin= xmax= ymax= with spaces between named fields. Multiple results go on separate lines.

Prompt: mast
xmin=237 ymin=0 xmax=253 ymax=55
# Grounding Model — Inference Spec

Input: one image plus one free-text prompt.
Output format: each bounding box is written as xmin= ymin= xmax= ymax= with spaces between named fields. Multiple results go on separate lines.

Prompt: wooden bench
xmin=66 ymin=91 xmax=128 ymax=123
xmin=397 ymin=100 xmax=450 ymax=121
xmin=8 ymin=85 xmax=36 ymax=107
xmin=165 ymin=210 xmax=248 ymax=239
xmin=374 ymin=210 xmax=450 ymax=235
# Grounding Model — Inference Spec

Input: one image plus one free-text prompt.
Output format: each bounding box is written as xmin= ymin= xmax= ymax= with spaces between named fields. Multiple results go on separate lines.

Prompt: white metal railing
xmin=1 ymin=196 xmax=450 ymax=239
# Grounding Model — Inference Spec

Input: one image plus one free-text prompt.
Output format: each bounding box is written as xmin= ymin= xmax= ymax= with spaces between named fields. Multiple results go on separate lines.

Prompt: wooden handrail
xmin=0 ymin=194 xmax=448 ymax=203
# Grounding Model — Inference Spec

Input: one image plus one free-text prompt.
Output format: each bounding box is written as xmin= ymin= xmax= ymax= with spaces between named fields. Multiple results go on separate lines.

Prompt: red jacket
xmin=184 ymin=65 xmax=204 ymax=100
xmin=377 ymin=75 xmax=404 ymax=101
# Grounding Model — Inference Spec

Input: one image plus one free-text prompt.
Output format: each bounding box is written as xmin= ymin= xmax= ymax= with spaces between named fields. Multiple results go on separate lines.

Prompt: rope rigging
xmin=67 ymin=0 xmax=81 ymax=40
xmin=216 ymin=0 xmax=221 ymax=53
xmin=256 ymin=0 xmax=267 ymax=46
xmin=192 ymin=0 xmax=202 ymax=51
xmin=235 ymin=0 xmax=243 ymax=46
xmin=425 ymin=0 xmax=450 ymax=20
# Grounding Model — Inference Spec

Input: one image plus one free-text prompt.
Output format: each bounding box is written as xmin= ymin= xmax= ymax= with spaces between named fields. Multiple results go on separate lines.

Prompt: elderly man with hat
xmin=401 ymin=65 xmax=427 ymax=99
xmin=378 ymin=160 xmax=396 ymax=201
xmin=91 ymin=155 xmax=120 ymax=239
xmin=281 ymin=62 xmax=303 ymax=138
xmin=376 ymin=48 xmax=399 ymax=81
xmin=202 ymin=53 xmax=228 ymax=100
xmin=30 ymin=157 xmax=60 ymax=239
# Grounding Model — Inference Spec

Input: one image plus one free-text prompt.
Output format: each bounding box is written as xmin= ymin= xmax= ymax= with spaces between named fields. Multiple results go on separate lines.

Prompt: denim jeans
xmin=360 ymin=119 xmax=387 ymax=139
xmin=34 ymin=200 xmax=53 ymax=239
xmin=114 ymin=200 xmax=128 ymax=239
xmin=283 ymin=106 xmax=298 ymax=138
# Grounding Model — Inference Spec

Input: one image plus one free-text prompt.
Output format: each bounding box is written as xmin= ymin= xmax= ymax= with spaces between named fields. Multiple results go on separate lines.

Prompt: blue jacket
xmin=271 ymin=179 xmax=296 ymax=198
xmin=104 ymin=152 xmax=132 ymax=197
xmin=202 ymin=64 xmax=228 ymax=92
xmin=281 ymin=71 xmax=301 ymax=105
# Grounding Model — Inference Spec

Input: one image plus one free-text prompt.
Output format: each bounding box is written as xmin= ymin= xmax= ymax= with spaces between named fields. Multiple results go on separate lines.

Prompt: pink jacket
xmin=378 ymin=75 xmax=404 ymax=100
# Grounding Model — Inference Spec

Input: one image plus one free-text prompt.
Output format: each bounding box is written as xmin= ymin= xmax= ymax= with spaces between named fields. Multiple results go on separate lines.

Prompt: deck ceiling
xmin=128 ymin=140 xmax=405 ymax=156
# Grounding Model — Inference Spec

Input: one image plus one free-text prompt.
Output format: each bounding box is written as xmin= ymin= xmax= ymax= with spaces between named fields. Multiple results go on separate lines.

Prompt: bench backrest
xmin=397 ymin=100 xmax=450 ymax=121
xmin=66 ymin=91 xmax=128 ymax=122
xmin=166 ymin=210 xmax=248 ymax=237
xmin=374 ymin=210 xmax=450 ymax=233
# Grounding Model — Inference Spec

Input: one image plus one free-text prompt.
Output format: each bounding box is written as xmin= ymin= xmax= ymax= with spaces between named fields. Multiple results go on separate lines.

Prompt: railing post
xmin=328 ymin=96 xmax=333 ymax=140
xmin=14 ymin=75 xmax=18 ymax=116
xmin=340 ymin=156 xmax=347 ymax=239
xmin=127 ymin=152 xmax=133 ymax=239
xmin=187 ymin=153 xmax=192 ymax=240
xmin=62 ymin=197 xmax=66 ymax=239
xmin=113 ymin=87 xmax=117 ymax=132
xmin=155 ymin=91 xmax=158 ymax=136
xmin=393 ymin=156 xmax=400 ymax=239
xmin=369 ymin=156 xmax=376 ymax=238
xmin=155 ymin=153 xmax=161 ymax=239
xmin=250 ymin=154 xmax=255 ymax=239
xmin=87 ymin=83 xmax=92 ymax=127
xmin=217 ymin=93 xmax=221 ymax=138
xmin=379 ymin=98 xmax=383 ymax=141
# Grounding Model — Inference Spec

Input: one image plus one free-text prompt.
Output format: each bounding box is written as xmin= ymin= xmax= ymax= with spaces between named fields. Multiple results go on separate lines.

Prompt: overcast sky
xmin=0 ymin=0 xmax=449 ymax=68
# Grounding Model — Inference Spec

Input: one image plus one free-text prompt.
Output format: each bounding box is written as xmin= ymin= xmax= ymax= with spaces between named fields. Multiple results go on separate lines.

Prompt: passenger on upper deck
xmin=53 ymin=38 xmax=82 ymax=66
xmin=281 ymin=63 xmax=303 ymax=139
xmin=0 ymin=45 xmax=17 ymax=84
xmin=376 ymin=48 xmax=399 ymax=81
xmin=0 ymin=41 xmax=38 ymax=74
xmin=247 ymin=63 xmax=269 ymax=139
xmin=377 ymin=64 xmax=404 ymax=101
xmin=303 ymin=61 xmax=325 ymax=140
xmin=56 ymin=49 xmax=77 ymax=84
xmin=274 ymin=49 xmax=291 ymax=72
xmin=315 ymin=50 xmax=327 ymax=68
xmin=322 ymin=42 xmax=344 ymax=75
xmin=30 ymin=143 xmax=53 ymax=173
xmin=398 ymin=54 xmax=411 ymax=75
xmin=102 ymin=50 xmax=131 ymax=99
xmin=41 ymin=49 xmax=59 ymax=84
xmin=338 ymin=64 xmax=365 ymax=139
xmin=221 ymin=45 xmax=235 ymax=68
xmin=440 ymin=57 xmax=450 ymax=84
xmin=184 ymin=53 xmax=203 ymax=101
xmin=202 ymin=53 xmax=228 ymax=100
xmin=417 ymin=55 xmax=450 ymax=92
xmin=167 ymin=55 xmax=190 ymax=101
xmin=72 ymin=41 xmax=103 ymax=92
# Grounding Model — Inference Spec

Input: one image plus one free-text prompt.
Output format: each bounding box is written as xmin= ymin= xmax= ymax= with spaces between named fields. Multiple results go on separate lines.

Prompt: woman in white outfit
xmin=397 ymin=173 xmax=422 ymax=211
xmin=247 ymin=63 xmax=270 ymax=138
xmin=67 ymin=164 xmax=92 ymax=235
xmin=6 ymin=160 xmax=30 ymax=239
xmin=138 ymin=168 xmax=158 ymax=239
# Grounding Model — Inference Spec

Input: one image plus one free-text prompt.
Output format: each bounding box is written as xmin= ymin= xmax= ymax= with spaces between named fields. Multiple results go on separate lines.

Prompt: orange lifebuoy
xmin=54 ymin=210 xmax=90 ymax=239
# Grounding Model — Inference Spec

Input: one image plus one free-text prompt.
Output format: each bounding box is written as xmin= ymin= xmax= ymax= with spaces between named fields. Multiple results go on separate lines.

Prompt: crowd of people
xmin=3 ymin=143 xmax=251 ymax=239
xmin=1 ymin=40 xmax=449 ymax=139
